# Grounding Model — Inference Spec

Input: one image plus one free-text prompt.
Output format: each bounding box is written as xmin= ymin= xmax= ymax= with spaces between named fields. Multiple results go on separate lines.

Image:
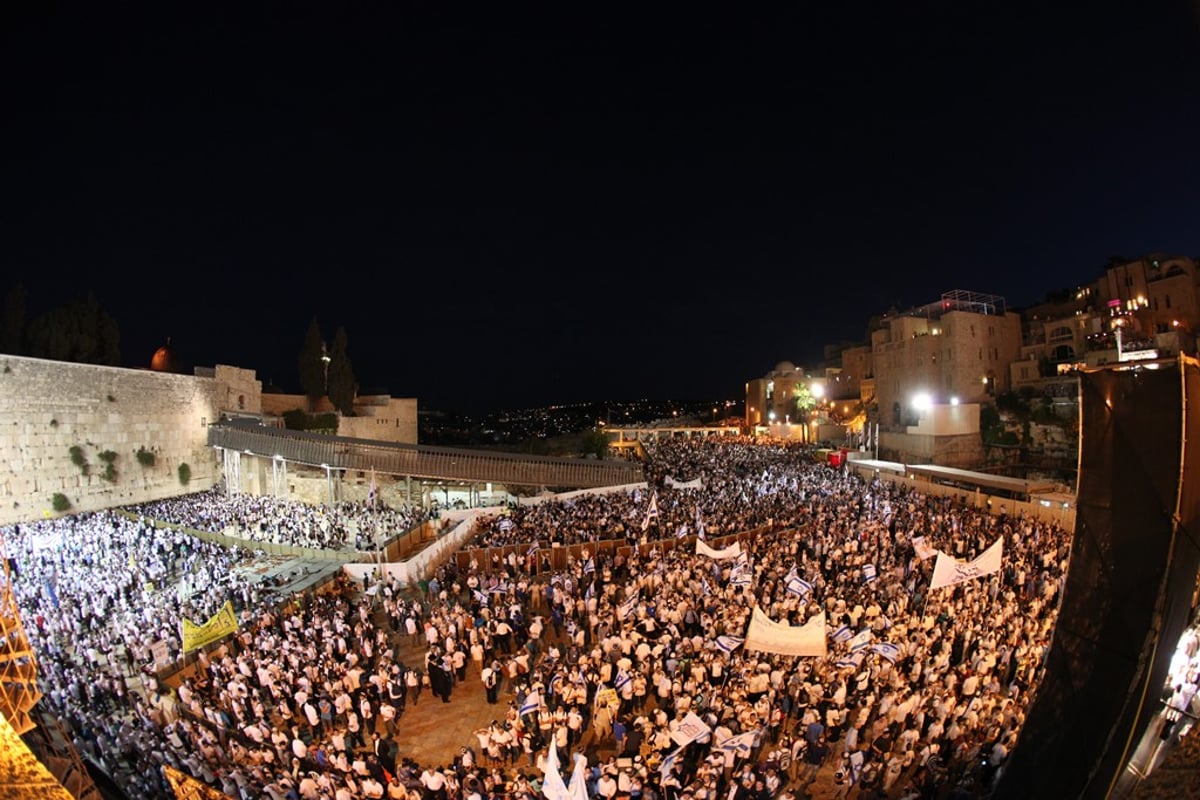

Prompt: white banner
xmin=696 ymin=539 xmax=742 ymax=560
xmin=670 ymin=711 xmax=713 ymax=746
xmin=745 ymin=607 xmax=827 ymax=657
xmin=665 ymin=476 xmax=704 ymax=490
xmin=929 ymin=537 xmax=1003 ymax=590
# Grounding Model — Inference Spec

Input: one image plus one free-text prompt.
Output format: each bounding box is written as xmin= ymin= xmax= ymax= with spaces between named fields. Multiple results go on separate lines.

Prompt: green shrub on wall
xmin=68 ymin=445 xmax=89 ymax=476
xmin=178 ymin=462 xmax=192 ymax=485
xmin=98 ymin=450 xmax=118 ymax=482
xmin=136 ymin=448 xmax=156 ymax=467
xmin=51 ymin=493 xmax=71 ymax=512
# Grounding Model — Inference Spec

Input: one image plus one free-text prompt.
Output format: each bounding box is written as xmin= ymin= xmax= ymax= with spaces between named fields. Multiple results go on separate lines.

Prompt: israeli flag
xmin=718 ymin=729 xmax=761 ymax=756
xmin=785 ymin=575 xmax=813 ymax=597
xmin=618 ymin=594 xmax=639 ymax=620
xmin=870 ymin=642 xmax=900 ymax=663
xmin=676 ymin=524 xmax=688 ymax=539
xmin=583 ymin=556 xmax=595 ymax=574
xmin=614 ymin=669 xmax=632 ymax=691
xmin=831 ymin=624 xmax=852 ymax=644
xmin=659 ymin=747 xmax=682 ymax=782
xmin=848 ymin=629 xmax=874 ymax=652
xmin=730 ymin=570 xmax=753 ymax=588
xmin=520 ymin=690 xmax=542 ymax=716
xmin=701 ymin=577 xmax=712 ymax=597
xmin=527 ymin=541 xmax=540 ymax=557
xmin=585 ymin=581 xmax=596 ymax=600
xmin=472 ymin=589 xmax=489 ymax=606
xmin=862 ymin=564 xmax=877 ymax=583
xmin=714 ymin=635 xmax=745 ymax=653
xmin=498 ymin=517 xmax=514 ymax=532
xmin=836 ymin=651 xmax=865 ymax=670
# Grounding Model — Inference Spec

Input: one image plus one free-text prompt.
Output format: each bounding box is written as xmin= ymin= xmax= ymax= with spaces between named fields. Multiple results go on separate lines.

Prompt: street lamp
xmin=321 ymin=341 xmax=332 ymax=395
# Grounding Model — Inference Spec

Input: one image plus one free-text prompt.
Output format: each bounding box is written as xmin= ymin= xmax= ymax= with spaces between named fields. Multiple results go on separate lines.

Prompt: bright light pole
xmin=321 ymin=342 xmax=332 ymax=395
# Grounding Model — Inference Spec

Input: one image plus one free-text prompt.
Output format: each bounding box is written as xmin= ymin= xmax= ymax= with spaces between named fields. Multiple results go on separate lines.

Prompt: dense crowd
xmin=130 ymin=488 xmax=430 ymax=551
xmin=3 ymin=436 xmax=1081 ymax=799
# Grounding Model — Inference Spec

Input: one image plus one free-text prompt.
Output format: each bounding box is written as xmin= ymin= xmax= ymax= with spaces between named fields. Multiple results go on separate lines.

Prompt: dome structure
xmin=150 ymin=338 xmax=179 ymax=372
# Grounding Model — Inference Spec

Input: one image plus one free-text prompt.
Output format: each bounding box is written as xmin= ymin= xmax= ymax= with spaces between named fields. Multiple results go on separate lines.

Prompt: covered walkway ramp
xmin=207 ymin=421 xmax=645 ymax=503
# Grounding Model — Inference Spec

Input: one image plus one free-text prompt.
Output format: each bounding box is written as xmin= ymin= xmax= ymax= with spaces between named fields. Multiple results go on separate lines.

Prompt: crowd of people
xmin=129 ymin=488 xmax=431 ymax=551
xmin=1 ymin=436 xmax=1084 ymax=799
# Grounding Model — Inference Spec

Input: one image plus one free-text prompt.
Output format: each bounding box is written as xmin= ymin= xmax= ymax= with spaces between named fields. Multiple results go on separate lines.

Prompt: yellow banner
xmin=181 ymin=601 xmax=239 ymax=653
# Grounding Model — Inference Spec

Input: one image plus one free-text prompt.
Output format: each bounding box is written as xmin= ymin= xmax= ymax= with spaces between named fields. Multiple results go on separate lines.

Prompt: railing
xmin=207 ymin=422 xmax=645 ymax=488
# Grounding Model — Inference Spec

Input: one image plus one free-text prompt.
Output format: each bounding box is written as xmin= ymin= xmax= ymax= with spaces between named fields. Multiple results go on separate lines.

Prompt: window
xmin=1049 ymin=326 xmax=1072 ymax=343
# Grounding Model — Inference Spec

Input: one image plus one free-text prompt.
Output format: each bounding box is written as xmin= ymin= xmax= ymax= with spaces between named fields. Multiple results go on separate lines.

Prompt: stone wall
xmin=0 ymin=355 xmax=243 ymax=525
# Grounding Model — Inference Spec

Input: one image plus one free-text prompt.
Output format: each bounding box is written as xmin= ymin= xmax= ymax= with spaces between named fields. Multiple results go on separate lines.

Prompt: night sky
xmin=4 ymin=3 xmax=1200 ymax=413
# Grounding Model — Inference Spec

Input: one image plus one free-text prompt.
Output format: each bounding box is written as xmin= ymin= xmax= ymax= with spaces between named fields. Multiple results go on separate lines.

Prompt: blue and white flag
xmin=870 ymin=642 xmax=900 ymax=663
xmin=583 ymin=556 xmax=595 ymax=574
xmin=718 ymin=729 xmax=761 ymax=756
xmin=730 ymin=569 xmax=753 ymax=588
xmin=618 ymin=593 xmax=639 ymax=620
xmin=835 ymin=651 xmax=865 ymax=670
xmin=695 ymin=507 xmax=706 ymax=540
xmin=614 ymin=670 xmax=632 ymax=691
xmin=862 ymin=564 xmax=877 ymax=583
xmin=714 ymin=635 xmax=745 ymax=653
xmin=472 ymin=589 xmax=489 ymax=606
xmin=785 ymin=575 xmax=813 ymax=597
xmin=520 ymin=690 xmax=542 ymax=716
xmin=659 ymin=747 xmax=682 ymax=782
xmin=498 ymin=517 xmax=514 ymax=532
xmin=848 ymin=629 xmax=874 ymax=652
xmin=831 ymin=624 xmax=852 ymax=644
xmin=675 ymin=524 xmax=688 ymax=539
xmin=641 ymin=492 xmax=660 ymax=532
xmin=701 ymin=577 xmax=712 ymax=597
xmin=585 ymin=581 xmax=596 ymax=600
xmin=527 ymin=541 xmax=540 ymax=557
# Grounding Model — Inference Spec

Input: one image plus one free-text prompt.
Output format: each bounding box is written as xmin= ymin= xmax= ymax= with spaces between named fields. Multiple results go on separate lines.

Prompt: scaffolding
xmin=0 ymin=537 xmax=97 ymax=798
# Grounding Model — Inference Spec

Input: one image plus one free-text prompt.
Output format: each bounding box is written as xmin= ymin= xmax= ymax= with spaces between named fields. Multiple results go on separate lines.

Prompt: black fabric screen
xmin=995 ymin=359 xmax=1200 ymax=799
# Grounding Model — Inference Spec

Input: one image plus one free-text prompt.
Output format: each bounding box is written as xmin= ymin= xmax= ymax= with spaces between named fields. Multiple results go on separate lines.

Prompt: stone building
xmin=871 ymin=289 xmax=1023 ymax=429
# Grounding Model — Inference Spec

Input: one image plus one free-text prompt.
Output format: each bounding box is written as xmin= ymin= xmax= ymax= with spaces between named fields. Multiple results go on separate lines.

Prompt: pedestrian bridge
xmin=207 ymin=420 xmax=644 ymax=490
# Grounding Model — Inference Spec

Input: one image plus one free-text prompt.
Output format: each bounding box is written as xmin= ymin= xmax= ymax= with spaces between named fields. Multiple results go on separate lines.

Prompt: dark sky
xmin=4 ymin=2 xmax=1200 ymax=413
